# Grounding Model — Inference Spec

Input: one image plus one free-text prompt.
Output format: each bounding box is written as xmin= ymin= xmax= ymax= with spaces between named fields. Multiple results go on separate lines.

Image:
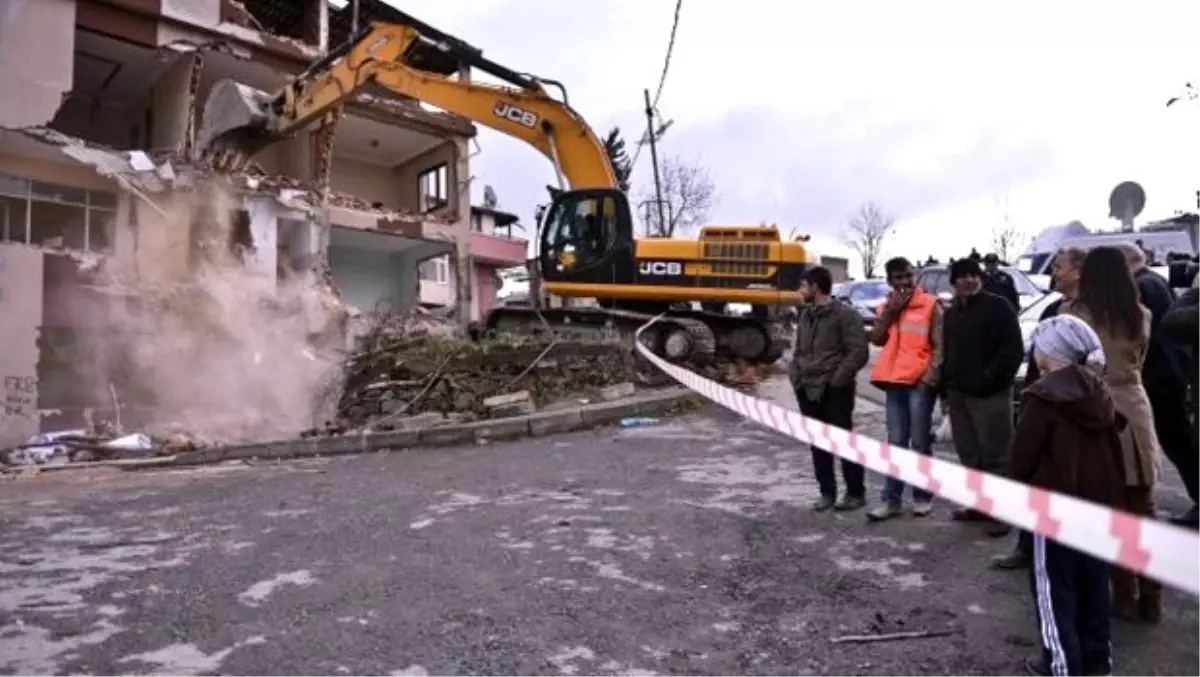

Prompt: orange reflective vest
xmin=870 ymin=289 xmax=936 ymax=387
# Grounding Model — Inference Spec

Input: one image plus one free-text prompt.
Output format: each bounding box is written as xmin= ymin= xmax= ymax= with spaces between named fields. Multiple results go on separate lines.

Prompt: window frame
xmin=418 ymin=254 xmax=451 ymax=284
xmin=417 ymin=164 xmax=449 ymax=213
xmin=0 ymin=173 xmax=117 ymax=252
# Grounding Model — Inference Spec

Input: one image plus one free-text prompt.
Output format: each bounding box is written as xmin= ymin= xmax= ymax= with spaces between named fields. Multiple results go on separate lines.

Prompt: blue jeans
xmin=881 ymin=384 xmax=936 ymax=505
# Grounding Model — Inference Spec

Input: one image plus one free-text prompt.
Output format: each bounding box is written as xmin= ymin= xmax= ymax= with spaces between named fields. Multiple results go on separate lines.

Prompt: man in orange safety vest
xmin=865 ymin=257 xmax=945 ymax=522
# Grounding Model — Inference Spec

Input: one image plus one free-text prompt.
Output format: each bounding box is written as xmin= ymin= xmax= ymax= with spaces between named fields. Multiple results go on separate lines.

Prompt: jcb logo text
xmin=494 ymin=102 xmax=538 ymax=129
xmin=639 ymin=261 xmax=683 ymax=276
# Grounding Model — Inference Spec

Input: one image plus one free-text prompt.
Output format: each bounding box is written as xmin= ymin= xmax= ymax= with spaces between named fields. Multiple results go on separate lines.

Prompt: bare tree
xmin=991 ymin=194 xmax=1028 ymax=263
xmin=842 ymin=201 xmax=896 ymax=279
xmin=638 ymin=155 xmax=716 ymax=237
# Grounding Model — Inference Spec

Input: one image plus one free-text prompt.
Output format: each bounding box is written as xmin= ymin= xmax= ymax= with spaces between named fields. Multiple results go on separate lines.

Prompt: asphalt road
xmin=2 ymin=405 xmax=1196 ymax=676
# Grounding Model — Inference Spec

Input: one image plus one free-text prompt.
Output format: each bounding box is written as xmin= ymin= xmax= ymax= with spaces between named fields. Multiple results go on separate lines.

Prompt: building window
xmin=418 ymin=164 xmax=449 ymax=213
xmin=0 ymin=174 xmax=117 ymax=252
xmin=418 ymin=254 xmax=450 ymax=284
xmin=470 ymin=211 xmax=483 ymax=232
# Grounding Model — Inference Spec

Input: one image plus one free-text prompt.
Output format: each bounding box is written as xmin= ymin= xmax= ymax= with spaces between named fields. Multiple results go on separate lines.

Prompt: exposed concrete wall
xmin=328 ymin=245 xmax=404 ymax=314
xmin=160 ymin=0 xmax=221 ymax=30
xmin=328 ymin=157 xmax=401 ymax=211
xmin=0 ymin=244 xmax=44 ymax=448
xmin=149 ymin=53 xmax=200 ymax=153
xmin=0 ymin=152 xmax=119 ymax=194
xmin=0 ymin=0 xmax=75 ymax=128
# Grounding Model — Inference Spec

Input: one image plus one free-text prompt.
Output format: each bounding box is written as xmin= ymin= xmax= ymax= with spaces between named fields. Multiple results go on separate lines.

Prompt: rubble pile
xmin=310 ymin=314 xmax=638 ymax=435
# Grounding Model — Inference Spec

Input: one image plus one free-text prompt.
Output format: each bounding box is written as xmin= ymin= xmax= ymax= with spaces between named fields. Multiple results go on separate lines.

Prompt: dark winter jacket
xmin=1161 ymin=288 xmax=1199 ymax=418
xmin=790 ymin=299 xmax=870 ymax=390
xmin=1133 ymin=266 xmax=1188 ymax=389
xmin=1012 ymin=365 xmax=1127 ymax=507
xmin=943 ymin=291 xmax=1024 ymax=397
xmin=982 ymin=270 xmax=1020 ymax=311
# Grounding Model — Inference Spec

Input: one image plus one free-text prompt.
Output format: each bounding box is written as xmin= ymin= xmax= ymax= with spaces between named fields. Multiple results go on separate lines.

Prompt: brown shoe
xmin=992 ymin=549 xmax=1031 ymax=570
xmin=1138 ymin=584 xmax=1163 ymax=624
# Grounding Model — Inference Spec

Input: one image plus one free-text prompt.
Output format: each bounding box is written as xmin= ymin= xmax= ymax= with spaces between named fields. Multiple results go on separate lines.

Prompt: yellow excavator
xmin=197 ymin=9 xmax=812 ymax=365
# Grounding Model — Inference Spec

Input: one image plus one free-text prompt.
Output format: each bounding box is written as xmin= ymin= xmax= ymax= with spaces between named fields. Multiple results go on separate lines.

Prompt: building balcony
xmin=470 ymin=232 xmax=527 ymax=268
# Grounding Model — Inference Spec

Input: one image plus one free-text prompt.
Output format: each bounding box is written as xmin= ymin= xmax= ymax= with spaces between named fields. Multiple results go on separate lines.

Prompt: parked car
xmin=915 ymin=264 xmax=1043 ymax=311
xmin=1012 ymin=290 xmax=1063 ymax=416
xmin=833 ymin=279 xmax=890 ymax=325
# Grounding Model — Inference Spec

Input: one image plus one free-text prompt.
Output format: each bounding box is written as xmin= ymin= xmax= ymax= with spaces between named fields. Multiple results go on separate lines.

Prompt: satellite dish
xmin=1108 ymin=181 xmax=1145 ymax=232
xmin=483 ymin=185 xmax=499 ymax=209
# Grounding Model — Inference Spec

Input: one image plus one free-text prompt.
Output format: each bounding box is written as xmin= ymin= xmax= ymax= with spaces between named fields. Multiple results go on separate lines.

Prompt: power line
xmin=651 ymin=0 xmax=684 ymax=111
xmin=632 ymin=0 xmax=684 ymax=170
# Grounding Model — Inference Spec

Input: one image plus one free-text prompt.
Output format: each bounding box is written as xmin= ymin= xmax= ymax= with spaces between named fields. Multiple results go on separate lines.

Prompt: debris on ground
xmin=2 ymin=427 xmax=207 ymax=467
xmin=306 ymin=313 xmax=639 ymax=435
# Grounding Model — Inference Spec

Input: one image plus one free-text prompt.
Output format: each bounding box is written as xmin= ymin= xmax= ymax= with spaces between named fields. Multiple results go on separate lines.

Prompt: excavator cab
xmin=538 ymin=188 xmax=636 ymax=285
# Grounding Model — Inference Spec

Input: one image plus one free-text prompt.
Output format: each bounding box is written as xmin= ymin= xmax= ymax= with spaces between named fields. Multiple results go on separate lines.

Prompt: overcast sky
xmin=376 ymin=0 xmax=1198 ymax=274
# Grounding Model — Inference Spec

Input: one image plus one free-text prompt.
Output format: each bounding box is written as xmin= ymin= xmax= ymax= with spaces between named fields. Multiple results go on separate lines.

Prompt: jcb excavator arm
xmin=198 ymin=20 xmax=616 ymax=190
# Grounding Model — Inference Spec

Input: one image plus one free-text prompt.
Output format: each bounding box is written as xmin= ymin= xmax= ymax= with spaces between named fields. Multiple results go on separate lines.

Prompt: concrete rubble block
xmin=395 ymin=412 xmax=447 ymax=431
xmin=599 ymin=382 xmax=636 ymax=401
xmin=483 ymin=390 xmax=536 ymax=418
xmin=527 ymin=409 xmax=585 ymax=437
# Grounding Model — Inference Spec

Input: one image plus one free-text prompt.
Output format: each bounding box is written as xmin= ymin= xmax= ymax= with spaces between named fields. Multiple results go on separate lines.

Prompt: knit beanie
xmin=1030 ymin=315 xmax=1106 ymax=369
xmin=948 ymin=258 xmax=982 ymax=284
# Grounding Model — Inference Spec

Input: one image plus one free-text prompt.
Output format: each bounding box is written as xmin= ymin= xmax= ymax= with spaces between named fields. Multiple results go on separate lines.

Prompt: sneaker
xmin=812 ymin=496 xmax=835 ymax=512
xmin=911 ymin=499 xmax=934 ymax=517
xmin=867 ymin=502 xmax=903 ymax=522
xmin=834 ymin=496 xmax=866 ymax=512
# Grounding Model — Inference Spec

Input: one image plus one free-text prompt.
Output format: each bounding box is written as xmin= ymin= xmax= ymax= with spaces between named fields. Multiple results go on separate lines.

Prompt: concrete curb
xmin=164 ymin=388 xmax=700 ymax=468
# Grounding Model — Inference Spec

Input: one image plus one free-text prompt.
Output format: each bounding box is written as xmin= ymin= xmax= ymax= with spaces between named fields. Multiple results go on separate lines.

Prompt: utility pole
xmin=643 ymin=88 xmax=667 ymax=237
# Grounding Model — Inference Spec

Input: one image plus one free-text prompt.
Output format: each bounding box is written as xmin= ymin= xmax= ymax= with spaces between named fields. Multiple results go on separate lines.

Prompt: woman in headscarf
xmin=1016 ymin=315 xmax=1126 ymax=676
xmin=1060 ymin=245 xmax=1162 ymax=623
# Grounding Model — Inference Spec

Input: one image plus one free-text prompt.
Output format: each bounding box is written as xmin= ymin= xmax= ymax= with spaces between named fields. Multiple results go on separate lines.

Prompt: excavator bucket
xmin=196 ymin=79 xmax=281 ymax=163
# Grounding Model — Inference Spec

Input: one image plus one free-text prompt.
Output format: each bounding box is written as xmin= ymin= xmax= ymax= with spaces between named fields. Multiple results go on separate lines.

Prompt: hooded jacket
xmin=1011 ymin=364 xmax=1127 ymax=507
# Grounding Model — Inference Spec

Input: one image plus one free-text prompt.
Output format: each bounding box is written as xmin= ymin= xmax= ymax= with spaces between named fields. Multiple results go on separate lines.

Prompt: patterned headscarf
xmin=1030 ymin=315 xmax=1106 ymax=369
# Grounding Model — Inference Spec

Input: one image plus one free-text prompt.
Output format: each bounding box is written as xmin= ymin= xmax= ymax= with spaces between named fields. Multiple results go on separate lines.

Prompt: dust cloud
xmin=87 ymin=178 xmax=348 ymax=444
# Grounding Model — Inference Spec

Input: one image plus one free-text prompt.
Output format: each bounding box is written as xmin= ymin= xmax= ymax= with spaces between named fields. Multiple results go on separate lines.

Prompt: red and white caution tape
xmin=635 ymin=322 xmax=1200 ymax=596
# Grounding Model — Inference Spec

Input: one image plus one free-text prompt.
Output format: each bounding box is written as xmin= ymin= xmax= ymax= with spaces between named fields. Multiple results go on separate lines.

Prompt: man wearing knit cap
xmin=1015 ymin=314 xmax=1126 ymax=677
xmin=942 ymin=258 xmax=1024 ymax=537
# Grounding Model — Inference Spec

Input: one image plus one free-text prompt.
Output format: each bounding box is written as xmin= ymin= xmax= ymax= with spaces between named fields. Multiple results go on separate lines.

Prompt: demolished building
xmin=0 ymin=0 xmax=528 ymax=448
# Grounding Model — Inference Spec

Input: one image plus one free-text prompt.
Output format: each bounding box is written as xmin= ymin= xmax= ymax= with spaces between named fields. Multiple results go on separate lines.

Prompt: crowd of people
xmin=789 ymin=244 xmax=1199 ymax=676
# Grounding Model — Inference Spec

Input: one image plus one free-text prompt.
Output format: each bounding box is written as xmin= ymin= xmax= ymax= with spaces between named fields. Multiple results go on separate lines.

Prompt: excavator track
xmin=483 ymin=306 xmax=785 ymax=368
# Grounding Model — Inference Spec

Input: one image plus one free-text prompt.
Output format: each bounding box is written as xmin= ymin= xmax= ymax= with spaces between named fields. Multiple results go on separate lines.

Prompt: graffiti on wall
xmin=3 ymin=375 xmax=36 ymax=419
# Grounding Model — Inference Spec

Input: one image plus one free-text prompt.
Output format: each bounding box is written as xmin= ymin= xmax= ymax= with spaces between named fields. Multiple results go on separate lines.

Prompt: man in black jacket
xmin=1160 ymin=275 xmax=1199 ymax=527
xmin=982 ymin=253 xmax=1021 ymax=311
xmin=943 ymin=258 xmax=1025 ymax=537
